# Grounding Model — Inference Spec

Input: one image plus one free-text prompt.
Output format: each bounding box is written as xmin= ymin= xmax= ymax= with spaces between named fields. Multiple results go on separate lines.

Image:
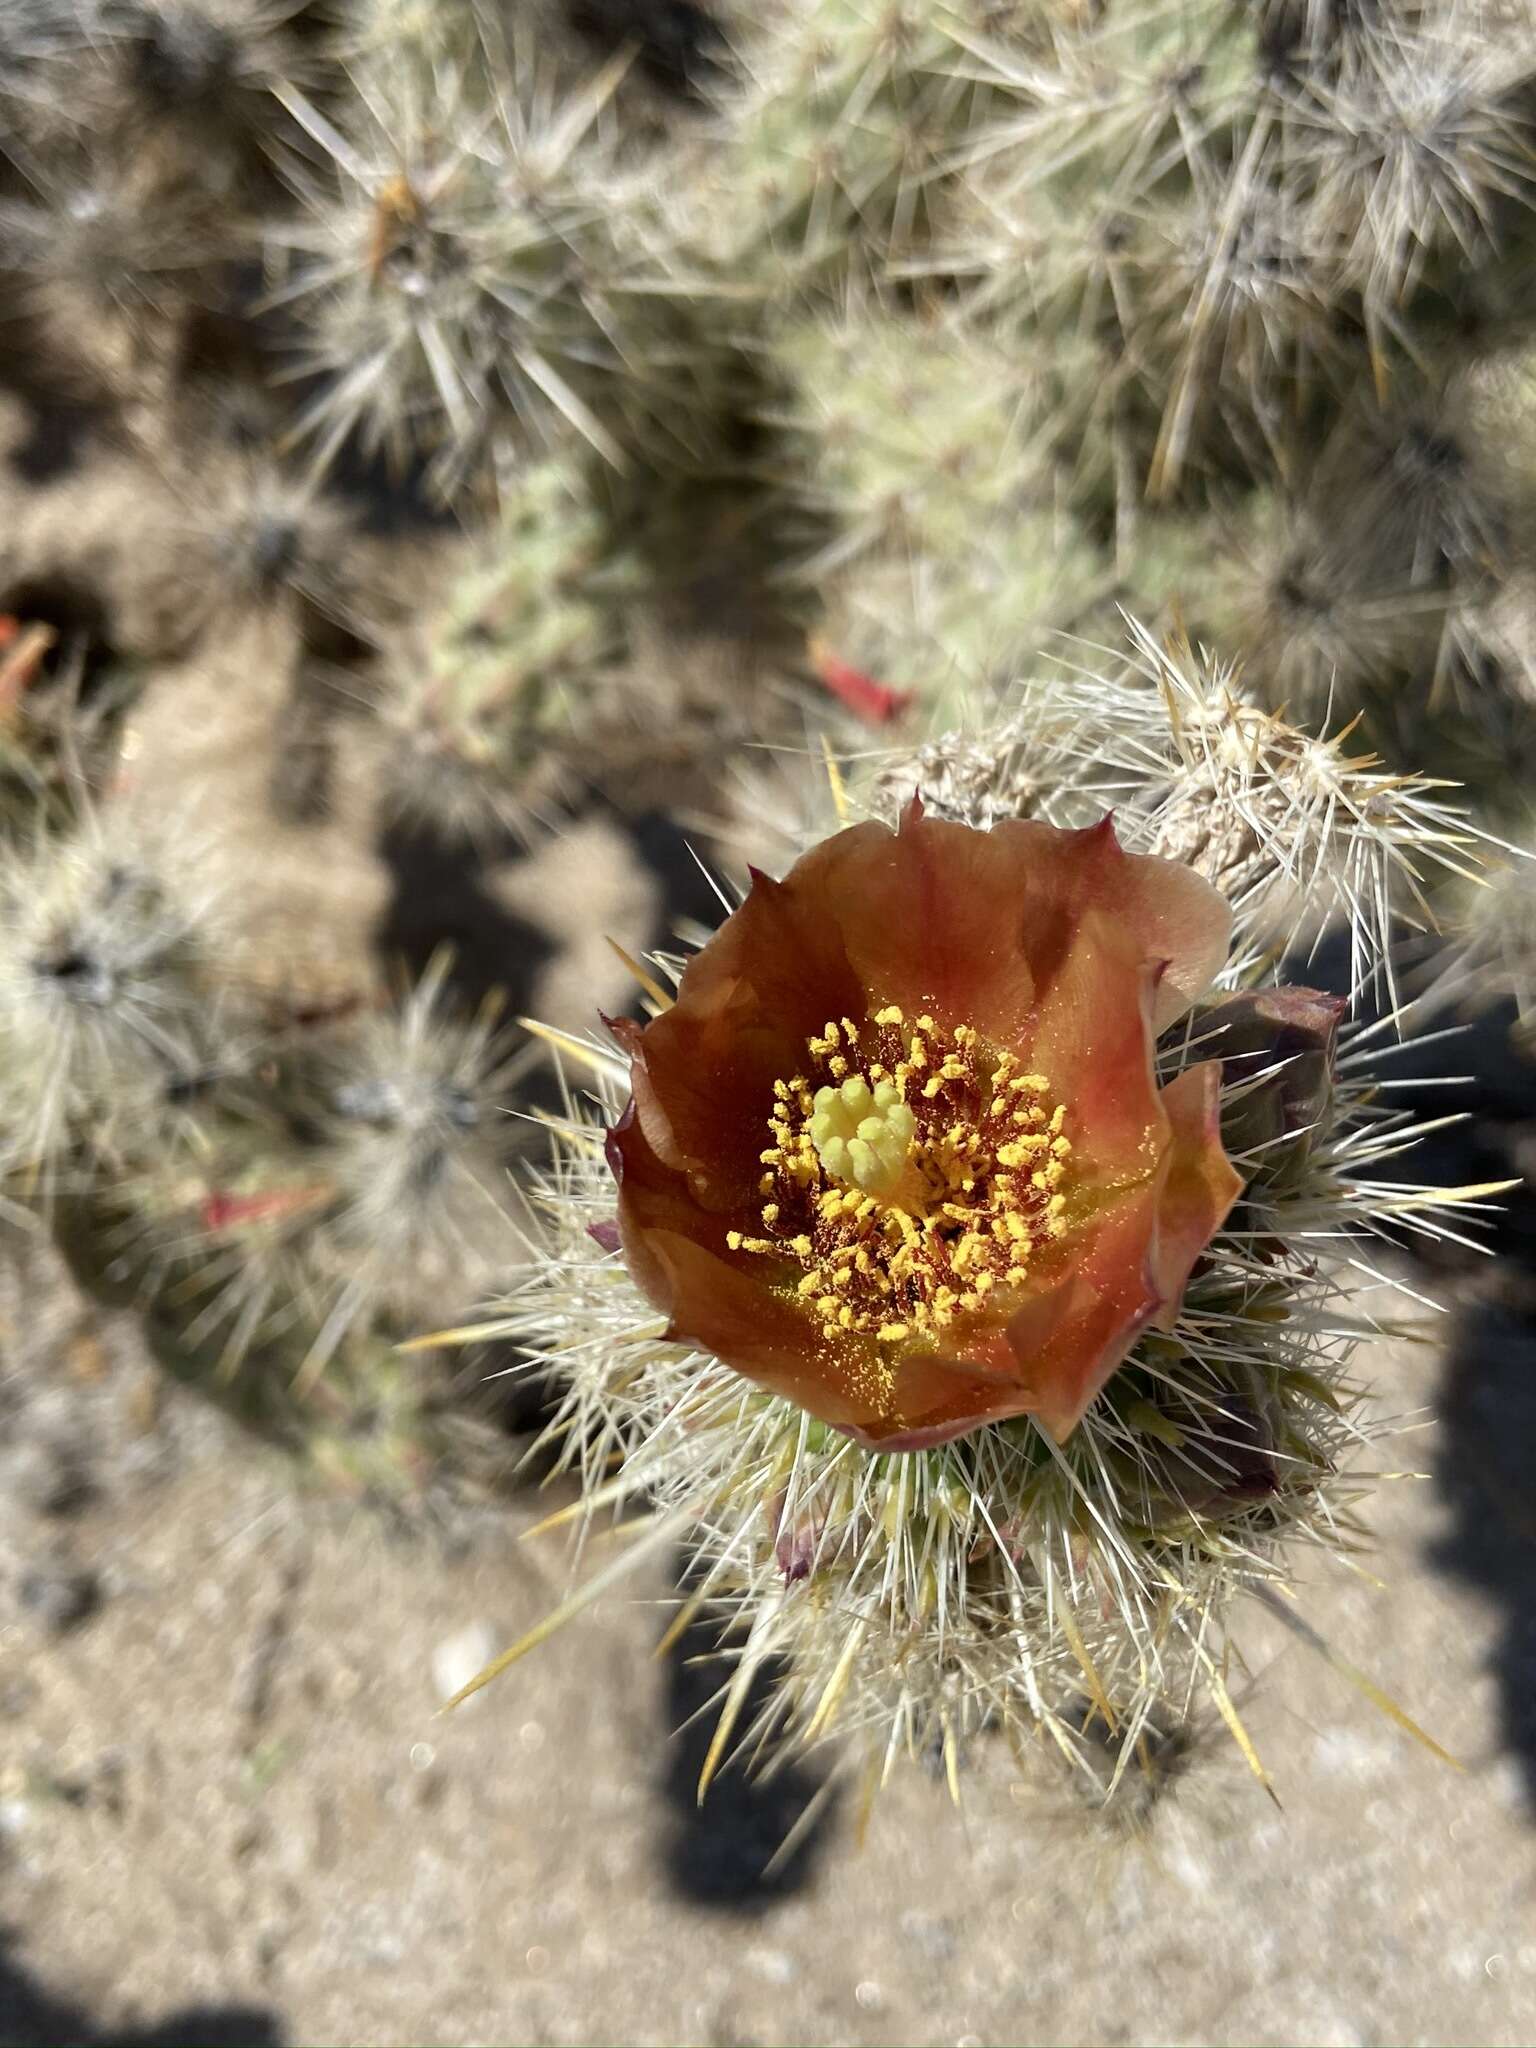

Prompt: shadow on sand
xmin=0 ymin=1926 xmax=285 ymax=2048
xmin=656 ymin=1586 xmax=838 ymax=1914
xmin=1429 ymin=1299 xmax=1536 ymax=1808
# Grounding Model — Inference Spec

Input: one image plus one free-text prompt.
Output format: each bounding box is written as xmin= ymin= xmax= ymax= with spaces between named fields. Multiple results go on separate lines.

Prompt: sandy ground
xmin=2 ymin=1248 xmax=1536 ymax=2048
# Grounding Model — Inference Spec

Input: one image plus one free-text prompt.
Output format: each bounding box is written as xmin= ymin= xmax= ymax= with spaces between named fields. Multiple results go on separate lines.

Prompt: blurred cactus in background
xmin=2 ymin=0 xmax=1536 ymax=1818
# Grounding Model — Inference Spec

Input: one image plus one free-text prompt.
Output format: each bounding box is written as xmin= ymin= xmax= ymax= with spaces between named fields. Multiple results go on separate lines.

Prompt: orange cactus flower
xmin=607 ymin=803 xmax=1243 ymax=1450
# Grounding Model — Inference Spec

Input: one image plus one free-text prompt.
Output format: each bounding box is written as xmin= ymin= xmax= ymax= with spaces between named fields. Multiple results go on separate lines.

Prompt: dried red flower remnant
xmin=809 ymin=637 xmax=914 ymax=725
xmin=607 ymin=804 xmax=1243 ymax=1449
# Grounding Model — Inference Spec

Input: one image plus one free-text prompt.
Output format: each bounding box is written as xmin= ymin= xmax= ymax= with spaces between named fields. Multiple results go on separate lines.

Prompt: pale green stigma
xmin=807 ymin=1074 xmax=918 ymax=1198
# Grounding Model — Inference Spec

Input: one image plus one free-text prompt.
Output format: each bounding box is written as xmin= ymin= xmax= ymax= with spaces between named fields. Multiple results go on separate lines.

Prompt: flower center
xmin=728 ymin=1007 xmax=1071 ymax=1344
xmin=806 ymin=1074 xmax=917 ymax=1200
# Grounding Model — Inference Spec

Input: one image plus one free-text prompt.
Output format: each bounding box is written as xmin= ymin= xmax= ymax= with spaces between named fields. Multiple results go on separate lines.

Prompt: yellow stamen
xmin=745 ymin=1009 xmax=1073 ymax=1354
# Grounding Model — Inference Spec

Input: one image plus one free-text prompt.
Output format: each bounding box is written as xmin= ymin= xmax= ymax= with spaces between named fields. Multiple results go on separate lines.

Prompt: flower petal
xmin=612 ymin=1097 xmax=894 ymax=1430
xmin=626 ymin=865 xmax=866 ymax=1209
xmin=641 ymin=1229 xmax=895 ymax=1433
xmin=1117 ymin=844 xmax=1234 ymax=1030
xmin=855 ymin=1179 xmax=1169 ymax=1448
xmin=844 ymin=1066 xmax=1240 ymax=1449
xmin=807 ymin=808 xmax=1230 ymax=1046
xmin=1147 ymin=1059 xmax=1245 ymax=1330
xmin=1025 ymin=922 xmax=1168 ymax=1173
xmin=607 ymin=811 xmax=1243 ymax=1454
xmin=607 ymin=1097 xmax=759 ymax=1283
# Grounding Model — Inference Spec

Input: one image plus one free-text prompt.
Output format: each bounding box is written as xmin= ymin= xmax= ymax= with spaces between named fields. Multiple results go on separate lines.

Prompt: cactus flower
xmin=606 ymin=803 xmax=1242 ymax=1449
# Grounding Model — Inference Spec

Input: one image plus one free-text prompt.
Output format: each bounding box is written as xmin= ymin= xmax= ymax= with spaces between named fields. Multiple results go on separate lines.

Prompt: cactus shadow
xmin=1284 ymin=930 xmax=1536 ymax=1803
xmin=374 ymin=814 xmax=559 ymax=1027
xmin=374 ymin=799 xmax=730 ymax=1039
xmin=1428 ymin=1298 xmax=1536 ymax=1809
xmin=656 ymin=1572 xmax=838 ymax=1914
xmin=0 ymin=1924 xmax=286 ymax=2048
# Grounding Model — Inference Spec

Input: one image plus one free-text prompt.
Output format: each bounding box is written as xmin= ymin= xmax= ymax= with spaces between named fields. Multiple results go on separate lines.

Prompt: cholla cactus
xmin=1112 ymin=355 xmax=1536 ymax=736
xmin=813 ymin=521 xmax=1104 ymax=727
xmin=264 ymin=42 xmax=717 ymax=492
xmin=83 ymin=0 xmax=330 ymax=202
xmin=772 ymin=303 xmax=1105 ymax=715
xmin=347 ymin=0 xmax=721 ymax=129
xmin=0 ymin=1 xmax=103 ymax=161
xmin=710 ymin=0 xmax=1031 ymax=286
xmin=1427 ymin=821 xmax=1536 ymax=1033
xmin=0 ymin=604 xmax=138 ymax=836
xmin=0 ymin=0 xmax=326 ymax=401
xmin=1101 ymin=627 xmax=1491 ymax=987
xmin=774 ymin=305 xmax=1050 ymax=570
xmin=375 ymin=458 xmax=637 ymax=844
xmin=874 ymin=621 xmax=1497 ymax=996
xmin=6 ymin=0 xmax=1536 ymax=1766
xmin=125 ymin=446 xmax=367 ymax=648
xmin=962 ymin=0 xmax=1259 ymax=211
xmin=919 ymin=0 xmax=1536 ymax=580
xmin=446 ymin=619 xmax=1503 ymax=1816
xmin=294 ymin=961 xmax=530 ymax=1365
xmin=1283 ymin=12 xmax=1536 ymax=336
xmin=940 ymin=1 xmax=1283 ymax=506
xmin=0 ymin=815 xmax=228 ymax=1193
xmin=125 ymin=959 xmax=528 ymax=1387
xmin=0 ymin=161 xmax=228 ymax=396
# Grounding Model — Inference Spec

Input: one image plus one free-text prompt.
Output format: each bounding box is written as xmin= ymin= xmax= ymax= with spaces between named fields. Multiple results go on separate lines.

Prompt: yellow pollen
xmin=743 ymin=1010 xmax=1074 ymax=1348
